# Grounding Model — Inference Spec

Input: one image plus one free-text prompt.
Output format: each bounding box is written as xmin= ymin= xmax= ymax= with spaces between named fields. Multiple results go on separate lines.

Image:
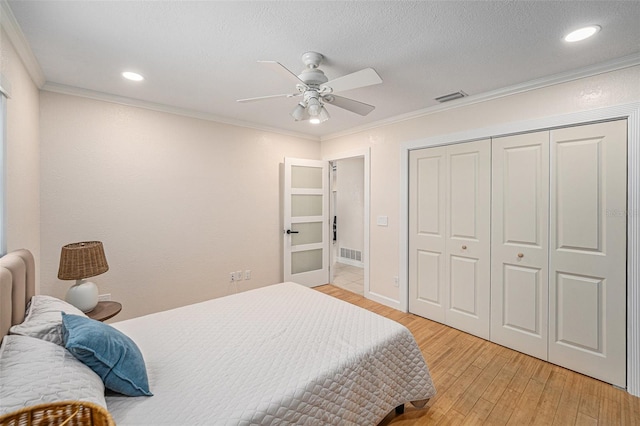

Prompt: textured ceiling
xmin=6 ymin=1 xmax=640 ymax=139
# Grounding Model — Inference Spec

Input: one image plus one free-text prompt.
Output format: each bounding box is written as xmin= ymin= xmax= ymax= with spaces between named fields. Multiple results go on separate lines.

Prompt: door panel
xmin=409 ymin=147 xmax=447 ymax=322
xmin=555 ymin=140 xmax=602 ymax=251
xmin=549 ymin=120 xmax=627 ymax=387
xmin=416 ymin=250 xmax=442 ymax=304
xmin=555 ymin=272 xmax=603 ymax=353
xmin=449 ymin=152 xmax=480 ymax=240
xmin=502 ymin=264 xmax=541 ymax=335
xmin=491 ymin=131 xmax=549 ymax=359
xmin=284 ymin=158 xmax=329 ymax=287
xmin=445 ymin=140 xmax=491 ymax=339
xmin=449 ymin=255 xmax=478 ymax=316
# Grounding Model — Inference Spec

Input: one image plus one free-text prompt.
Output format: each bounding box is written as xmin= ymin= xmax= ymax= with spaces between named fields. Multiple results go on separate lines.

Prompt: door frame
xmin=399 ymin=101 xmax=640 ymax=396
xmin=323 ymin=147 xmax=371 ymax=301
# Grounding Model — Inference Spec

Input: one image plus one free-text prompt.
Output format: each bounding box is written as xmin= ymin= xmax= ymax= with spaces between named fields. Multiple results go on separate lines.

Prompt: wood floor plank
xmin=484 ymin=387 xmax=521 ymax=425
xmin=531 ymin=369 xmax=567 ymax=425
xmin=552 ymin=371 xmax=583 ymax=426
xmin=578 ymin=376 xmax=602 ymax=419
xmin=314 ymin=285 xmax=640 ymax=426
xmin=461 ymin=398 xmax=494 ymax=425
xmin=454 ymin=354 xmax=509 ymax=415
xmin=505 ymin=379 xmax=545 ymax=425
xmin=481 ymin=355 xmax=523 ymax=404
xmin=599 ymin=395 xmax=621 ymax=425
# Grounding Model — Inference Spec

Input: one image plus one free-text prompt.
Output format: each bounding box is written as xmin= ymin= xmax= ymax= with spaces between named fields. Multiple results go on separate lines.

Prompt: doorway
xmin=324 ymin=148 xmax=370 ymax=298
xmin=330 ymin=157 xmax=365 ymax=295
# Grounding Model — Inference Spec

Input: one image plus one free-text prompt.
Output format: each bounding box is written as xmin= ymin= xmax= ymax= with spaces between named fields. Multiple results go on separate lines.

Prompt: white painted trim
xmin=336 ymin=257 xmax=364 ymax=268
xmin=0 ymin=72 xmax=10 ymax=98
xmin=400 ymin=102 xmax=640 ymax=396
xmin=42 ymin=82 xmax=320 ymax=142
xmin=367 ymin=291 xmax=402 ymax=311
xmin=0 ymin=93 xmax=6 ymax=256
xmin=323 ymin=147 xmax=371 ymax=303
xmin=627 ymin=104 xmax=640 ymax=397
xmin=323 ymin=54 xmax=640 ymax=142
xmin=0 ymin=0 xmax=45 ymax=87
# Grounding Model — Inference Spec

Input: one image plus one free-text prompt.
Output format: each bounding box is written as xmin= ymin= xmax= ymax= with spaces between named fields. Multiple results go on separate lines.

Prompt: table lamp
xmin=58 ymin=241 xmax=109 ymax=312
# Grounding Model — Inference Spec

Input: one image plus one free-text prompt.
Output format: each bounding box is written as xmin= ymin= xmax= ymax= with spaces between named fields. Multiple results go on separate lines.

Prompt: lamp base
xmin=66 ymin=279 xmax=99 ymax=313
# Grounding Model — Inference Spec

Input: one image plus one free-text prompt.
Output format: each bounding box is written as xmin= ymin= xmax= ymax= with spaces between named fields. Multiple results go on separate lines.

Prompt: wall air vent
xmin=435 ymin=91 xmax=468 ymax=103
xmin=340 ymin=247 xmax=362 ymax=262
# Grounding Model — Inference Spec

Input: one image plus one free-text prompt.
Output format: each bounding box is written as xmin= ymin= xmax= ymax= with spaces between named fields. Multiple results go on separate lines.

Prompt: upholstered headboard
xmin=0 ymin=249 xmax=36 ymax=338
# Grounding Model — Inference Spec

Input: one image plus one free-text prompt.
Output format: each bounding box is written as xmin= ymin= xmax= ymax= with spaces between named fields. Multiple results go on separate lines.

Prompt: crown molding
xmin=321 ymin=53 xmax=640 ymax=142
xmin=42 ymin=82 xmax=320 ymax=142
xmin=0 ymin=0 xmax=45 ymax=87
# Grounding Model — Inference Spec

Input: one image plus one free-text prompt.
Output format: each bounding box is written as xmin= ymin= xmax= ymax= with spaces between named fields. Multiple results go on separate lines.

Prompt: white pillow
xmin=0 ymin=335 xmax=106 ymax=415
xmin=9 ymin=295 xmax=87 ymax=346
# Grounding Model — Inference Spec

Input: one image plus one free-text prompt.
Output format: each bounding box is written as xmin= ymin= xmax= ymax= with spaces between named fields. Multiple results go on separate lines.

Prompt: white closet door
xmin=445 ymin=140 xmax=491 ymax=339
xmin=549 ymin=120 xmax=627 ymax=387
xmin=409 ymin=147 xmax=447 ymax=322
xmin=491 ymin=131 xmax=549 ymax=359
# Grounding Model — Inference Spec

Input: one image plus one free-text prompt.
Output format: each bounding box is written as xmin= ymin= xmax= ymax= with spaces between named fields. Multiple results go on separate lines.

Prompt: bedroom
xmin=1 ymin=0 xmax=640 ymax=424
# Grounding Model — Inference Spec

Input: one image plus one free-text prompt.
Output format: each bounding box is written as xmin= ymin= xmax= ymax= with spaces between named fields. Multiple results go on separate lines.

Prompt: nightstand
xmin=87 ymin=301 xmax=122 ymax=322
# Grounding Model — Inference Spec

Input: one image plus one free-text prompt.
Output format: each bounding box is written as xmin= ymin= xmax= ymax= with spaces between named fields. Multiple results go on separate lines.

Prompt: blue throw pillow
xmin=61 ymin=313 xmax=152 ymax=397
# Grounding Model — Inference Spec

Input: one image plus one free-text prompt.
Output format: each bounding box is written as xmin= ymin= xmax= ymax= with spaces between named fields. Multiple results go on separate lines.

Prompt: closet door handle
xmin=517 ymin=253 xmax=524 ymax=258
xmin=461 ymin=245 xmax=467 ymax=250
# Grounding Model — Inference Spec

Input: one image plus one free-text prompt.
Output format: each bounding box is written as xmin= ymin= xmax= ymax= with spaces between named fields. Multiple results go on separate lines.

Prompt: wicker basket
xmin=0 ymin=401 xmax=115 ymax=426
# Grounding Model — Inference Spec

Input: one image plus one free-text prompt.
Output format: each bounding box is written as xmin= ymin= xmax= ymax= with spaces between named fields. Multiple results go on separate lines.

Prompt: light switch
xmin=377 ymin=216 xmax=388 ymax=226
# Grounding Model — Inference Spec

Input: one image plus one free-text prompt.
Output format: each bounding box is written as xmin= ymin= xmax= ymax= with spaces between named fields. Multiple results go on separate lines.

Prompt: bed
xmin=0 ymin=249 xmax=436 ymax=425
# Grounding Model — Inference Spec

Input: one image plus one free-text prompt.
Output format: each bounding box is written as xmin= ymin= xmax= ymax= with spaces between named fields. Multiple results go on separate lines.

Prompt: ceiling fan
xmin=237 ymin=52 xmax=382 ymax=124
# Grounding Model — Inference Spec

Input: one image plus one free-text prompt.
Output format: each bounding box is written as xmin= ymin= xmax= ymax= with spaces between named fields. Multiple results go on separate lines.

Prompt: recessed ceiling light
xmin=122 ymin=71 xmax=144 ymax=81
xmin=564 ymin=25 xmax=601 ymax=43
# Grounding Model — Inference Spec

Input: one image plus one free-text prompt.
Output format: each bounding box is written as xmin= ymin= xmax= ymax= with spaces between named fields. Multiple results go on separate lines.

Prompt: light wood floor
xmin=315 ymin=285 xmax=640 ymax=425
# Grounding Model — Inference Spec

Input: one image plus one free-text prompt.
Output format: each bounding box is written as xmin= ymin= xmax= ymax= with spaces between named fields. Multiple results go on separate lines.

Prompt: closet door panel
xmin=491 ymin=131 xmax=549 ymax=359
xmin=549 ymin=120 xmax=627 ymax=387
xmin=409 ymin=147 xmax=447 ymax=322
xmin=445 ymin=140 xmax=491 ymax=339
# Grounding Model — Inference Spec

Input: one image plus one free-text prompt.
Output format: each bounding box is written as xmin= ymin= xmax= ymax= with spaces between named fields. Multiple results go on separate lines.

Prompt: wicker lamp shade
xmin=58 ymin=241 xmax=109 ymax=280
xmin=0 ymin=400 xmax=115 ymax=426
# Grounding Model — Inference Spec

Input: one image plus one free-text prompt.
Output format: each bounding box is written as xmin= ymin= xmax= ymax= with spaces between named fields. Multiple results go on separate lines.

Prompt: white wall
xmin=336 ymin=157 xmax=363 ymax=257
xmin=39 ymin=91 xmax=319 ymax=320
xmin=0 ymin=28 xmax=41 ymax=287
xmin=321 ymin=65 xmax=640 ymax=305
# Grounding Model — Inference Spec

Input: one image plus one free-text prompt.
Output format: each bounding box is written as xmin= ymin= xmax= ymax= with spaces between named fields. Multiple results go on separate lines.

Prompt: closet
xmin=408 ymin=120 xmax=627 ymax=387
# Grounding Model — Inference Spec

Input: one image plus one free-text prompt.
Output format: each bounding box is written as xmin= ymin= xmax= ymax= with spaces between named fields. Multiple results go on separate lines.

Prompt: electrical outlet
xmin=229 ymin=272 xmax=235 ymax=282
xmin=245 ymin=270 xmax=251 ymax=280
xmin=98 ymin=293 xmax=111 ymax=302
xmin=236 ymin=270 xmax=243 ymax=281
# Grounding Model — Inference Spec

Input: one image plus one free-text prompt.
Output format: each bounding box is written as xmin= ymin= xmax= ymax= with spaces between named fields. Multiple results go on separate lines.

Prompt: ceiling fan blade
xmin=322 ymin=68 xmax=382 ymax=93
xmin=236 ymin=93 xmax=300 ymax=103
xmin=258 ymin=61 xmax=307 ymax=86
xmin=323 ymin=95 xmax=375 ymax=116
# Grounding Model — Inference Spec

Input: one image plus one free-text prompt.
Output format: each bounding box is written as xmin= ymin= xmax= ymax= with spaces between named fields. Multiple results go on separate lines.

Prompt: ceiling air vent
xmin=435 ymin=91 xmax=468 ymax=103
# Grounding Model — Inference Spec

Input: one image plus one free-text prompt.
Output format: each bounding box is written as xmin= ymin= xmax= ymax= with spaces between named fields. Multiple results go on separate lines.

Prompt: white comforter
xmin=106 ymin=282 xmax=435 ymax=425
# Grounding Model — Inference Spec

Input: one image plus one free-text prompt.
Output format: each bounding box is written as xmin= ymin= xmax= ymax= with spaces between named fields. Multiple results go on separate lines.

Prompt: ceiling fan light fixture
xmin=318 ymin=106 xmax=330 ymax=122
xmin=291 ymin=103 xmax=306 ymax=121
xmin=310 ymin=106 xmax=330 ymax=124
xmin=307 ymin=97 xmax=322 ymax=116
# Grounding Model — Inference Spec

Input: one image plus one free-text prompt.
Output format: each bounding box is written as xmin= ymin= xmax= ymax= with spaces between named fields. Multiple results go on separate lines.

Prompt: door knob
xmin=461 ymin=245 xmax=467 ymax=250
xmin=517 ymin=253 xmax=524 ymax=258
xmin=286 ymin=229 xmax=299 ymax=234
